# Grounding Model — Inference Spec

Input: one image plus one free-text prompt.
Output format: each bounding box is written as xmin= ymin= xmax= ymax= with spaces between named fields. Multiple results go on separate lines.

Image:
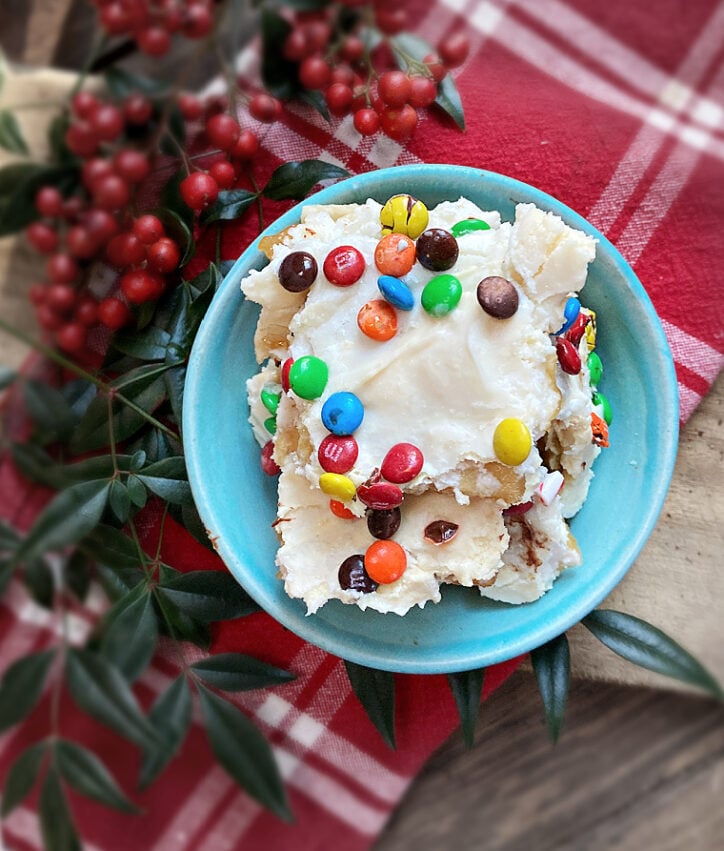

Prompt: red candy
xmin=318 ymin=434 xmax=359 ymax=474
xmin=281 ymin=357 xmax=294 ymax=393
xmin=381 ymin=442 xmax=424 ymax=483
xmin=261 ymin=440 xmax=280 ymax=476
xmin=356 ymin=481 xmax=403 ymax=510
xmin=556 ymin=337 xmax=582 ymax=375
xmin=329 ymin=499 xmax=357 ymax=520
xmin=323 ymin=245 xmax=365 ymax=287
xmin=564 ymin=311 xmax=590 ymax=347
xmin=503 ymin=500 xmax=534 ymax=516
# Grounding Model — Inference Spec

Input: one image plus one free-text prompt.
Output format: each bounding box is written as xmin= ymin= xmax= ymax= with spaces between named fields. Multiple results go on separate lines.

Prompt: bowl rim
xmin=184 ymin=164 xmax=679 ymax=673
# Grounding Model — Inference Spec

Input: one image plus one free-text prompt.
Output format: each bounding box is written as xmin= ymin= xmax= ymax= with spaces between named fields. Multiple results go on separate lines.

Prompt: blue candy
xmin=378 ymin=275 xmax=415 ymax=311
xmin=556 ymin=296 xmax=581 ymax=334
xmin=321 ymin=391 xmax=365 ymax=435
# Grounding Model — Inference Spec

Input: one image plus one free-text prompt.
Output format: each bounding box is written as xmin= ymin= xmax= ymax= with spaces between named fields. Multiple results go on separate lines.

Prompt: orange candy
xmin=374 ymin=232 xmax=416 ymax=277
xmin=329 ymin=499 xmax=357 ymax=519
xmin=357 ymin=299 xmax=398 ymax=341
xmin=364 ymin=540 xmax=407 ymax=584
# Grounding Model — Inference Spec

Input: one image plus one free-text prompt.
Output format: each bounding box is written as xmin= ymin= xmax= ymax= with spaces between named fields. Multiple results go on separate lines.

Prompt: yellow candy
xmin=319 ymin=472 xmax=356 ymax=501
xmin=583 ymin=308 xmax=597 ymax=351
xmin=493 ymin=418 xmax=532 ymax=466
xmin=380 ymin=194 xmax=429 ymax=239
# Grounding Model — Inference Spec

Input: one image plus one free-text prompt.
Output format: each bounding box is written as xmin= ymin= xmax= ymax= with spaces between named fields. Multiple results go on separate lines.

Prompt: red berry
xmin=183 ymin=3 xmax=213 ymax=38
xmin=106 ymin=232 xmax=146 ymax=268
xmin=124 ymin=93 xmax=153 ymax=125
xmin=74 ymin=295 xmax=99 ymax=327
xmin=82 ymin=157 xmax=114 ymax=191
xmin=304 ymin=20 xmax=331 ymax=52
xmin=66 ymin=225 xmax=98 ymax=259
xmin=339 ymin=35 xmax=364 ymax=64
xmin=71 ymin=91 xmax=99 ymax=120
xmin=147 ymin=237 xmax=181 ymax=274
xmin=83 ymin=208 xmax=119 ymax=244
xmin=100 ymin=3 xmax=131 ymax=35
xmin=27 ymin=222 xmax=59 ymax=254
xmin=65 ymin=122 xmax=98 ymax=158
xmin=204 ymin=94 xmax=228 ymax=117
xmin=408 ymin=76 xmax=437 ymax=108
xmin=378 ymin=71 xmax=412 ymax=108
xmin=133 ymin=214 xmax=165 ymax=245
xmin=325 ymin=83 xmax=354 ymax=117
xmin=439 ymin=32 xmax=470 ymax=68
xmin=136 ymin=25 xmax=171 ymax=56
xmin=121 ymin=269 xmax=164 ymax=304
xmin=330 ymin=65 xmax=355 ymax=88
xmin=35 ymin=186 xmax=63 ymax=218
xmin=56 ymin=322 xmax=87 ymax=353
xmin=179 ymin=92 xmax=203 ymax=121
xmin=90 ymin=104 xmax=124 ymax=142
xmin=93 ymin=174 xmax=131 ymax=210
xmin=249 ymin=93 xmax=281 ymax=123
xmin=206 ymin=113 xmax=241 ymax=151
xmin=380 ymin=105 xmax=418 ymax=140
xmin=208 ymin=159 xmax=236 ymax=189
xmin=46 ymin=254 xmax=79 ymax=285
xmin=283 ymin=29 xmax=310 ymax=62
xmin=423 ymin=53 xmax=446 ymax=83
xmin=160 ymin=0 xmax=183 ymax=32
xmin=28 ymin=283 xmax=47 ymax=306
xmin=299 ymin=56 xmax=331 ymax=90
xmin=36 ymin=304 xmax=64 ymax=331
xmin=180 ymin=172 xmax=219 ymax=211
xmin=98 ymin=297 xmax=131 ymax=330
xmin=46 ymin=283 xmax=77 ymax=313
xmin=375 ymin=8 xmax=407 ymax=35
xmin=61 ymin=196 xmax=85 ymax=223
xmin=230 ymin=129 xmax=259 ymax=160
xmin=353 ymin=108 xmax=380 ymax=136
xmin=113 ymin=148 xmax=151 ymax=184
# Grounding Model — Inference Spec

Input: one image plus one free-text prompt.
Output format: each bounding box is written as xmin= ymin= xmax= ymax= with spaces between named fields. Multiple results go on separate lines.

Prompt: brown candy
xmin=338 ymin=554 xmax=378 ymax=593
xmin=366 ymin=507 xmax=402 ymax=540
xmin=476 ymin=276 xmax=519 ymax=319
xmin=416 ymin=228 xmax=459 ymax=271
xmin=278 ymin=251 xmax=318 ymax=292
xmin=423 ymin=519 xmax=459 ymax=545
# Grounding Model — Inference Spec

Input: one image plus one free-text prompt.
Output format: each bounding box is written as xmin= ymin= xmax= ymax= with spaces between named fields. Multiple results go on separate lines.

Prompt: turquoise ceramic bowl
xmin=184 ymin=165 xmax=678 ymax=674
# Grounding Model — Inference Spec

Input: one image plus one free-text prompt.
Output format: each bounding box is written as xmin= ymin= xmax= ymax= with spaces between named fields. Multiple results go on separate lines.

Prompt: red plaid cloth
xmin=2 ymin=0 xmax=723 ymax=848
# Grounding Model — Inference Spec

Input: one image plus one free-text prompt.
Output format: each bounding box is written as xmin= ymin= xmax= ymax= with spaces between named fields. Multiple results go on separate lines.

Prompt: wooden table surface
xmin=2 ymin=5 xmax=723 ymax=849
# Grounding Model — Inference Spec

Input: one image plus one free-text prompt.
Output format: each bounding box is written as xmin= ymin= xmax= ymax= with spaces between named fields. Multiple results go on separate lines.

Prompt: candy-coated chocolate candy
xmin=451 ymin=218 xmax=491 ymax=238
xmin=493 ymin=418 xmax=532 ymax=466
xmin=380 ymin=194 xmax=429 ymax=239
xmin=366 ymin=507 xmax=401 ymax=540
xmin=338 ymin=554 xmax=378 ymax=593
xmin=584 ymin=309 xmax=597 ymax=350
xmin=323 ymin=245 xmax=365 ymax=287
xmin=416 ymin=228 xmax=459 ymax=271
xmin=364 ymin=540 xmax=407 ymax=584
xmin=587 ymin=351 xmax=603 ymax=386
xmin=319 ymin=472 xmax=356 ymax=501
xmin=423 ymin=519 xmax=459 ymax=545
xmin=264 ymin=416 xmax=276 ymax=435
xmin=565 ymin=311 xmax=590 ymax=346
xmin=260 ymin=387 xmax=281 ymax=415
xmin=556 ymin=336 xmax=582 ymax=375
xmin=381 ymin=442 xmax=424 ymax=483
xmin=288 ymin=355 xmax=328 ymax=399
xmin=321 ymin=391 xmax=364 ymax=435
xmin=378 ymin=275 xmax=414 ymax=311
xmin=556 ymin=296 xmax=581 ymax=333
xmin=374 ymin=232 xmax=416 ymax=277
xmin=592 ymin=390 xmax=612 ymax=425
xmin=278 ymin=250 xmax=318 ymax=292
xmin=537 ymin=470 xmax=564 ymax=506
xmin=281 ymin=357 xmax=294 ymax=393
xmin=476 ymin=276 xmax=519 ymax=319
xmin=356 ymin=481 xmax=403 ymax=510
xmin=318 ymin=434 xmax=359 ymax=473
xmin=357 ymin=299 xmax=398 ymax=341
xmin=260 ymin=440 xmax=280 ymax=476
xmin=330 ymin=499 xmax=358 ymax=520
xmin=591 ymin=411 xmax=609 ymax=447
xmin=421 ymin=274 xmax=462 ymax=316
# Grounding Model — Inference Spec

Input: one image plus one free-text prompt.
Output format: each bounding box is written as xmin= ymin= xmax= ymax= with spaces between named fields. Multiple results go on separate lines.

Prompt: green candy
xmin=587 ymin=351 xmax=603 ymax=387
xmin=451 ymin=218 xmax=491 ymax=238
xmin=288 ymin=355 xmax=329 ymax=400
xmin=264 ymin=416 xmax=277 ymax=435
xmin=261 ymin=387 xmax=281 ymax=415
xmin=421 ymin=274 xmax=462 ymax=317
xmin=592 ymin=390 xmax=612 ymax=425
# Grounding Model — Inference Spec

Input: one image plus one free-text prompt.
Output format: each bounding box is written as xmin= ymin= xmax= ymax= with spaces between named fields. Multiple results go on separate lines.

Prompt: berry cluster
xmin=91 ymin=0 xmax=214 ymax=57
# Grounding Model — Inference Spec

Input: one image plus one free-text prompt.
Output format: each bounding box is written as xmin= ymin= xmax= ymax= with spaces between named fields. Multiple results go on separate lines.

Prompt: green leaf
xmin=192 ymin=654 xmax=295 ymax=692
xmin=299 ymin=89 xmax=330 ymax=121
xmin=126 ymin=475 xmax=148 ymax=508
xmin=14 ymin=480 xmax=110 ymax=564
xmin=0 ymin=164 xmax=77 ymax=237
xmin=156 ymin=207 xmax=194 ymax=266
xmin=434 ymin=73 xmax=466 ymax=131
xmin=82 ymin=525 xmax=143 ymax=571
xmin=197 ymin=684 xmax=291 ymax=819
xmin=39 ymin=767 xmax=81 ymax=851
xmin=155 ymin=589 xmax=211 ymax=649
xmin=112 ymin=326 xmax=171 ymax=361
xmin=63 ymin=550 xmax=92 ymax=602
xmin=0 ymin=365 xmax=16 ymax=390
xmin=164 ymin=365 xmax=186 ymax=428
xmin=344 ymin=661 xmax=396 ymax=749
xmin=139 ymin=675 xmax=192 ymax=789
xmin=446 ymin=668 xmax=484 ymax=748
xmin=109 ymin=479 xmax=132 ymax=522
xmin=137 ymin=456 xmax=192 ymax=505
xmin=178 ymin=502 xmax=215 ymax=551
xmin=23 ymin=557 xmax=55 ymax=608
xmin=260 ymin=10 xmax=298 ymax=99
xmin=65 ymin=649 xmax=159 ymax=749
xmin=0 ymin=518 xmax=21 ymax=550
xmin=263 ymin=160 xmax=349 ymax=201
xmin=56 ymin=740 xmax=139 ymax=813
xmin=2 ymin=742 xmax=48 ymax=816
xmin=23 ymin=378 xmax=77 ymax=445
xmin=187 ymin=262 xmax=222 ymax=296
xmin=583 ymin=610 xmax=724 ymax=699
xmin=159 ymin=169 xmax=193 ymax=232
xmin=157 ymin=570 xmax=259 ymax=622
xmin=99 ymin=583 xmax=157 ymax=681
xmin=104 ymin=67 xmax=170 ymax=98
xmin=47 ymin=113 xmax=74 ymax=164
xmin=159 ymin=103 xmax=186 ymax=157
xmin=0 ymin=110 xmax=29 ymax=154
xmin=11 ymin=443 xmax=119 ymax=490
xmin=0 ymin=651 xmax=55 ymax=733
xmin=200 ymin=188 xmax=257 ymax=225
xmin=531 ymin=633 xmax=570 ymax=743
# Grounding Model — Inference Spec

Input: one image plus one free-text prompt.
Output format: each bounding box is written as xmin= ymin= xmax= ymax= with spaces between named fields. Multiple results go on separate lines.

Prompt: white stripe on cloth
xmin=1 ymin=806 xmax=105 ymax=851
xmin=678 ymin=383 xmax=703 ymax=421
xmin=662 ymin=320 xmax=724 ymax=384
